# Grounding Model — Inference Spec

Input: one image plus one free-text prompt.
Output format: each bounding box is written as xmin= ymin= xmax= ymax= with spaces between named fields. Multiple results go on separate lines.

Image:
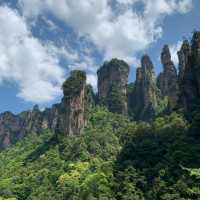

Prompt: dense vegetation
xmin=0 ymin=106 xmax=200 ymax=199
xmin=63 ymin=70 xmax=86 ymax=98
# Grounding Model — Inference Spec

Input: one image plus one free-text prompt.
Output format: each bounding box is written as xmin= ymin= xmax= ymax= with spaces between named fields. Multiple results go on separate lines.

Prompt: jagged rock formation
xmin=97 ymin=59 xmax=130 ymax=115
xmin=178 ymin=32 xmax=200 ymax=110
xmin=0 ymin=71 xmax=91 ymax=148
xmin=178 ymin=40 xmax=191 ymax=81
xmin=157 ymin=45 xmax=179 ymax=110
xmin=129 ymin=55 xmax=160 ymax=120
xmin=0 ymin=104 xmax=62 ymax=148
xmin=62 ymin=70 xmax=88 ymax=136
xmin=1 ymin=31 xmax=200 ymax=148
xmin=0 ymin=112 xmax=23 ymax=148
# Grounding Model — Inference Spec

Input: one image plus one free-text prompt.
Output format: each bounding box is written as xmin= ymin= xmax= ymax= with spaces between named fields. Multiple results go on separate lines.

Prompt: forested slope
xmin=0 ymin=106 xmax=200 ymax=200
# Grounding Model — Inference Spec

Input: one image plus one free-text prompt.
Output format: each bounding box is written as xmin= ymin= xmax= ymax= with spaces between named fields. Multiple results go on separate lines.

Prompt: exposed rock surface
xmin=0 ymin=112 xmax=22 ymax=148
xmin=0 ymin=71 xmax=90 ymax=148
xmin=178 ymin=40 xmax=191 ymax=81
xmin=97 ymin=58 xmax=130 ymax=115
xmin=157 ymin=45 xmax=179 ymax=110
xmin=1 ymin=31 xmax=200 ymax=148
xmin=129 ymin=55 xmax=159 ymax=120
xmin=0 ymin=104 xmax=62 ymax=148
xmin=62 ymin=70 xmax=88 ymax=136
xmin=178 ymin=32 xmax=200 ymax=110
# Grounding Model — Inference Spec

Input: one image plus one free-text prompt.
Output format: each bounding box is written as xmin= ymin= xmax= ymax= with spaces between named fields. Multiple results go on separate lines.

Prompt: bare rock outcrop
xmin=2 ymin=31 xmax=200 ymax=148
xmin=178 ymin=32 xmax=200 ymax=110
xmin=97 ymin=59 xmax=130 ymax=115
xmin=62 ymin=70 xmax=88 ymax=135
xmin=129 ymin=55 xmax=160 ymax=120
xmin=157 ymin=45 xmax=179 ymax=110
xmin=0 ymin=70 xmax=91 ymax=148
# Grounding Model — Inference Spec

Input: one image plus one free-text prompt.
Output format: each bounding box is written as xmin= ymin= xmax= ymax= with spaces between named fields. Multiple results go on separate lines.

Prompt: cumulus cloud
xmin=86 ymin=73 xmax=98 ymax=91
xmin=0 ymin=0 xmax=193 ymax=104
xmin=0 ymin=6 xmax=65 ymax=103
xmin=178 ymin=0 xmax=193 ymax=13
xmin=169 ymin=41 xmax=182 ymax=66
xmin=18 ymin=0 xmax=193 ymax=65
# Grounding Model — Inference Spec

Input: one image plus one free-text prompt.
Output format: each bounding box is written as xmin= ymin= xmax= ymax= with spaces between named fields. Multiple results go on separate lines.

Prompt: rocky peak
xmin=0 ymin=70 xmax=91 ymax=148
xmin=129 ymin=55 xmax=159 ymax=120
xmin=157 ymin=45 xmax=179 ymax=110
xmin=178 ymin=40 xmax=191 ymax=81
xmin=33 ymin=105 xmax=40 ymax=112
xmin=141 ymin=55 xmax=154 ymax=71
xmin=97 ymin=58 xmax=130 ymax=115
xmin=141 ymin=55 xmax=159 ymax=110
xmin=191 ymin=31 xmax=200 ymax=59
xmin=161 ymin=45 xmax=172 ymax=65
xmin=178 ymin=32 xmax=200 ymax=110
xmin=62 ymin=70 xmax=87 ymax=135
xmin=191 ymin=32 xmax=200 ymax=93
xmin=0 ymin=112 xmax=22 ymax=148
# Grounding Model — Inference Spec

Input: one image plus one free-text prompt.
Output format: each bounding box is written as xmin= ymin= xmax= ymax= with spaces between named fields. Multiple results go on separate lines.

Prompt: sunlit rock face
xmin=1 ymin=31 xmax=200 ymax=148
xmin=62 ymin=70 xmax=88 ymax=136
xmin=129 ymin=55 xmax=160 ymax=120
xmin=0 ymin=70 xmax=94 ymax=148
xmin=97 ymin=58 xmax=130 ymax=115
xmin=178 ymin=32 xmax=200 ymax=110
xmin=157 ymin=45 xmax=179 ymax=110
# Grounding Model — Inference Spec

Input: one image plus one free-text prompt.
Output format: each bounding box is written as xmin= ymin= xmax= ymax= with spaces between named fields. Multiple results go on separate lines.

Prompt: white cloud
xmin=115 ymin=0 xmax=140 ymax=7
xmin=46 ymin=40 xmax=98 ymax=90
xmin=0 ymin=6 xmax=65 ymax=103
xmin=67 ymin=54 xmax=98 ymax=90
xmin=169 ymin=41 xmax=182 ymax=65
xmin=86 ymin=73 xmax=97 ymax=91
xmin=178 ymin=0 xmax=193 ymax=13
xmin=18 ymin=0 xmax=193 ymax=65
xmin=46 ymin=42 xmax=79 ymax=63
xmin=0 ymin=0 xmax=193 ymax=103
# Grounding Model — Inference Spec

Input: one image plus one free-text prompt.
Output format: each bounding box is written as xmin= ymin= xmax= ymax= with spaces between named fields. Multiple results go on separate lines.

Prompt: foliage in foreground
xmin=0 ymin=106 xmax=199 ymax=199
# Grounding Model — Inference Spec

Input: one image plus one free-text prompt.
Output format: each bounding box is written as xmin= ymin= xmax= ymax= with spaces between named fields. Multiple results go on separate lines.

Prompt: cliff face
xmin=0 ymin=112 xmax=22 ymax=148
xmin=0 ymin=104 xmax=62 ymax=148
xmin=157 ymin=45 xmax=179 ymax=110
xmin=129 ymin=55 xmax=159 ymax=120
xmin=0 ymin=71 xmax=90 ymax=148
xmin=178 ymin=32 xmax=200 ymax=110
xmin=97 ymin=59 xmax=130 ymax=115
xmin=192 ymin=32 xmax=200 ymax=92
xmin=1 ymin=31 xmax=200 ymax=148
xmin=62 ymin=71 xmax=87 ymax=135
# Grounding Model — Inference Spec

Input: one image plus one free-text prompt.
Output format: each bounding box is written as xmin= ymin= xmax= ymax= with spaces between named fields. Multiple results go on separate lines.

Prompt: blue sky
xmin=0 ymin=0 xmax=199 ymax=114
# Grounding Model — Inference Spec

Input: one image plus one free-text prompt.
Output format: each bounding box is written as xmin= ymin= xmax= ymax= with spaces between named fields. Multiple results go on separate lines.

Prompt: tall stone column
xmin=62 ymin=70 xmax=87 ymax=135
xmin=157 ymin=45 xmax=179 ymax=110
xmin=97 ymin=59 xmax=130 ymax=115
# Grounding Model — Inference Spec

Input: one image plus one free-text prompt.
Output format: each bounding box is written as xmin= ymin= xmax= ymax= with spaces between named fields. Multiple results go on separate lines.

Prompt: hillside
xmin=0 ymin=107 xmax=200 ymax=199
xmin=0 ymin=31 xmax=200 ymax=199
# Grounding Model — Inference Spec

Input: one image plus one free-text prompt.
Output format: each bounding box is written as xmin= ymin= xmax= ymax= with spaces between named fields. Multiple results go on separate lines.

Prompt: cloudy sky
xmin=0 ymin=0 xmax=199 ymax=113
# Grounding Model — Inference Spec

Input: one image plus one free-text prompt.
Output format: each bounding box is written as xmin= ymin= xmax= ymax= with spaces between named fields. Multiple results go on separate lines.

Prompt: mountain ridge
xmin=0 ymin=31 xmax=200 ymax=148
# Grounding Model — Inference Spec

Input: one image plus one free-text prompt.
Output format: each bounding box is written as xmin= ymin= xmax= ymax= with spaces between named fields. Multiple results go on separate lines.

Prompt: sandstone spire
xmin=129 ymin=55 xmax=159 ymax=120
xmin=157 ymin=45 xmax=179 ymax=110
xmin=178 ymin=32 xmax=200 ymax=110
xmin=62 ymin=70 xmax=87 ymax=135
xmin=97 ymin=58 xmax=130 ymax=115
